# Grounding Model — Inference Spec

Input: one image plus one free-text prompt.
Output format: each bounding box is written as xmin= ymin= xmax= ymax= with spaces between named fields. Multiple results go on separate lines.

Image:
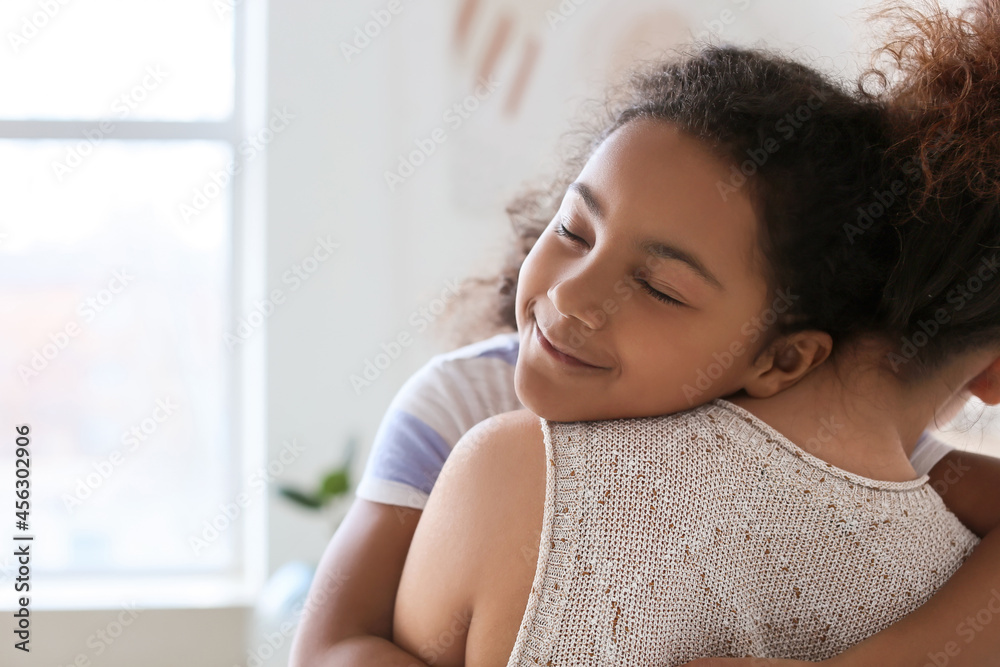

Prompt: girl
xmin=289 ymin=2 xmax=1000 ymax=665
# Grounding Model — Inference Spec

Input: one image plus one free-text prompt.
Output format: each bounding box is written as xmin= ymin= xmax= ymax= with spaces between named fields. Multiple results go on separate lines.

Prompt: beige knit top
xmin=506 ymin=398 xmax=979 ymax=666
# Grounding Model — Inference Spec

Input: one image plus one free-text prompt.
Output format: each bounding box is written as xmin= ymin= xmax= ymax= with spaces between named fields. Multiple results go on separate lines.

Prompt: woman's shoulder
xmin=394 ymin=408 xmax=544 ymax=665
xmin=451 ymin=408 xmax=545 ymax=475
xmin=414 ymin=408 xmax=544 ymax=536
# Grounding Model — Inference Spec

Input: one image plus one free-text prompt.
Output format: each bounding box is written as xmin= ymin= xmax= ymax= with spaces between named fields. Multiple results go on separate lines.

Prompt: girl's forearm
xmin=304 ymin=636 xmax=431 ymax=667
xmin=830 ymin=528 xmax=1000 ymax=667
xmin=287 ymin=499 xmax=427 ymax=667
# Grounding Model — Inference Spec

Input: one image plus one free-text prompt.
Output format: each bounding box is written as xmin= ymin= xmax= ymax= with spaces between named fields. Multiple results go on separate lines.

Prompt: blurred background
xmin=0 ymin=0 xmax=992 ymax=665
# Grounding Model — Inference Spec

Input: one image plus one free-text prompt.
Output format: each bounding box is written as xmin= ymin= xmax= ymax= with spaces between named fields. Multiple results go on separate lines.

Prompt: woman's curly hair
xmin=859 ymin=0 xmax=1000 ymax=376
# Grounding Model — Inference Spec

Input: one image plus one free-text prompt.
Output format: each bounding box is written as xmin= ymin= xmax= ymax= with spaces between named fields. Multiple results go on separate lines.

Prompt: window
xmin=0 ymin=0 xmax=266 ymax=608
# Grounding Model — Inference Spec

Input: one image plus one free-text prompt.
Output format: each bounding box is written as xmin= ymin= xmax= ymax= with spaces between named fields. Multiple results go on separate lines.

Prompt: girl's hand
xmin=681 ymin=659 xmax=831 ymax=666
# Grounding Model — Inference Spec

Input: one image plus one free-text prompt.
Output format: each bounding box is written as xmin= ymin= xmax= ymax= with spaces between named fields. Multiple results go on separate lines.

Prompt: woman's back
xmin=507 ymin=400 xmax=979 ymax=665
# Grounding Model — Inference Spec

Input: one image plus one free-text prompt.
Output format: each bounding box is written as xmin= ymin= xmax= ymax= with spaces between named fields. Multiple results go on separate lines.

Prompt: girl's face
xmin=514 ymin=118 xmax=773 ymax=422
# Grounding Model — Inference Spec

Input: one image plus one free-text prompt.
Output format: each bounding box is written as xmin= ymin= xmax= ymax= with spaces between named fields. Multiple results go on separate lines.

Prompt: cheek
xmin=697 ymin=319 xmax=760 ymax=377
xmin=518 ymin=237 xmax=557 ymax=294
xmin=515 ymin=255 xmax=536 ymax=308
xmin=620 ymin=328 xmax=698 ymax=376
xmin=514 ymin=247 xmax=544 ymax=328
xmin=623 ymin=316 xmax=753 ymax=382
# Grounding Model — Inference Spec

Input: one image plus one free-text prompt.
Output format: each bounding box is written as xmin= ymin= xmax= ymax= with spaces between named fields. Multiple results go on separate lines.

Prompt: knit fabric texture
xmin=506 ymin=398 xmax=980 ymax=666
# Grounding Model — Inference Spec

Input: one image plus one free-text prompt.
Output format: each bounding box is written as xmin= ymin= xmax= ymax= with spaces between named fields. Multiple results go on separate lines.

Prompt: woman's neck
xmin=725 ymin=343 xmax=975 ymax=482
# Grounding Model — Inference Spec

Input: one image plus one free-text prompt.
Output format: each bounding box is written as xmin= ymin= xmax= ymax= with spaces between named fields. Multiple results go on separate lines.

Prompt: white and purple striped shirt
xmin=355 ymin=331 xmax=955 ymax=509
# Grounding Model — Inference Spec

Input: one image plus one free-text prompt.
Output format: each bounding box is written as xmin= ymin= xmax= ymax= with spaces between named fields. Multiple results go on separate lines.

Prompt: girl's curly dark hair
xmin=435 ymin=42 xmax=904 ymax=357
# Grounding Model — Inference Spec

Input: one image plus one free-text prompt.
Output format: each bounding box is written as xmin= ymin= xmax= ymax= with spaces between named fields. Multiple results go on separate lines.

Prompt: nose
xmin=547 ymin=262 xmax=617 ymax=331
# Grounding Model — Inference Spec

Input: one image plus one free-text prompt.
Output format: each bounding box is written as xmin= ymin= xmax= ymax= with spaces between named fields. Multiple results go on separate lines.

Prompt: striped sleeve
xmin=355 ymin=332 xmax=522 ymax=509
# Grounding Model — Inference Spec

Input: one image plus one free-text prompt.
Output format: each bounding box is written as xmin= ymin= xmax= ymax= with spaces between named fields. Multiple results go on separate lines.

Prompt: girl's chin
xmin=514 ymin=374 xmax=580 ymax=421
xmin=517 ymin=379 xmax=700 ymax=422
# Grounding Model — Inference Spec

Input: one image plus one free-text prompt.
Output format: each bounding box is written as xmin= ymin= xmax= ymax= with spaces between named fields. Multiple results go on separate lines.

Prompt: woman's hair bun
xmin=857 ymin=1 xmax=1000 ymax=372
xmin=864 ymin=0 xmax=1000 ymax=206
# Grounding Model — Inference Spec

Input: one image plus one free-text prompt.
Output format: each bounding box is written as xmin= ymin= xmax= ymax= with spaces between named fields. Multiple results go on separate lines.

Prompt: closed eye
xmin=553 ymin=221 xmax=586 ymax=245
xmin=634 ymin=278 xmax=685 ymax=307
xmin=554 ymin=221 xmax=686 ymax=307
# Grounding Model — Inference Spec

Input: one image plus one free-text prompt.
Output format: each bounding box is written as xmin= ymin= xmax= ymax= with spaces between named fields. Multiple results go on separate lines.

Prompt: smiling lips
xmin=534 ymin=320 xmax=607 ymax=369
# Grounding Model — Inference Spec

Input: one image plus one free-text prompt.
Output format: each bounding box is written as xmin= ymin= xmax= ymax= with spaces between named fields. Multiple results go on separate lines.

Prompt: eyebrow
xmin=567 ymin=181 xmax=725 ymax=292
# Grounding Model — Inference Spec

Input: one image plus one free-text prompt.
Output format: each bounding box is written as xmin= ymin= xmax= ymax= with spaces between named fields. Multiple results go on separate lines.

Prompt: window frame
xmin=0 ymin=0 xmax=268 ymax=613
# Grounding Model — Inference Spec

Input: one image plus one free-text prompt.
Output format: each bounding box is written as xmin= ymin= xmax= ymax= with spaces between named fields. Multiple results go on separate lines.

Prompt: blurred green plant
xmin=278 ymin=436 xmax=357 ymax=510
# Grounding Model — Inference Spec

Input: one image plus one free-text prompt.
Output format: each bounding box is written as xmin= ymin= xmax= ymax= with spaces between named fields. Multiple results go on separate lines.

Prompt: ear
xmin=741 ymin=330 xmax=833 ymax=399
xmin=967 ymin=356 xmax=1000 ymax=404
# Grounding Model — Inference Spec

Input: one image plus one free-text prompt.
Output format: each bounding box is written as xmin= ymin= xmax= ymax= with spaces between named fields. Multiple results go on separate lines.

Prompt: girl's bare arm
xmin=287 ymin=498 xmax=431 ymax=667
